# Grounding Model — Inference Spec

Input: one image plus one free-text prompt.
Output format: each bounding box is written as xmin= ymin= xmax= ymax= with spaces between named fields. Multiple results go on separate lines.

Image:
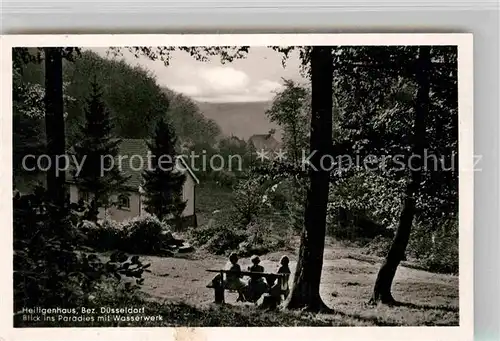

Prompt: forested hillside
xmin=16 ymin=50 xmax=223 ymax=147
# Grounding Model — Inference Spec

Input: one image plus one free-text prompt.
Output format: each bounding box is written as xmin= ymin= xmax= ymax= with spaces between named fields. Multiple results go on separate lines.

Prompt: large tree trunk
xmin=44 ymin=48 xmax=66 ymax=206
xmin=370 ymin=46 xmax=431 ymax=304
xmin=284 ymin=46 xmax=333 ymax=311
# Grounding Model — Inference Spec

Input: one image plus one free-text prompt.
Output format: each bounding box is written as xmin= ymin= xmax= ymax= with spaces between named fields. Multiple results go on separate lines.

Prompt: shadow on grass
xmin=327 ymin=307 xmax=399 ymax=326
xmin=15 ymin=295 xmax=457 ymax=328
xmin=281 ymin=302 xmax=399 ymax=326
xmin=391 ymin=301 xmax=459 ymax=313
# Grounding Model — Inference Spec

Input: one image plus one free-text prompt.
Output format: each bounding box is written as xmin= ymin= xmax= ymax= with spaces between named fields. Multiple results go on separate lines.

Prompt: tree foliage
xmin=142 ymin=118 xmax=187 ymax=222
xmin=266 ymin=79 xmax=310 ymax=165
xmin=13 ymin=189 xmax=150 ymax=312
xmin=162 ymin=88 xmax=222 ymax=147
xmin=63 ymin=50 xmax=171 ymax=142
xmin=330 ymin=46 xmax=458 ymax=228
xmin=71 ymin=80 xmax=129 ymax=215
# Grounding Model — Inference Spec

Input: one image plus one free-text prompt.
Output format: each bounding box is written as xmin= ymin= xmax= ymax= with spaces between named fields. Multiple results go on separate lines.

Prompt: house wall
xmin=69 ymin=184 xmax=79 ymax=203
xmin=104 ymin=192 xmax=141 ymax=222
xmin=69 ymin=184 xmax=140 ymax=222
xmin=139 ymin=176 xmax=195 ymax=218
xmin=182 ymin=175 xmax=195 ymax=217
xmin=70 ymin=172 xmax=196 ymax=224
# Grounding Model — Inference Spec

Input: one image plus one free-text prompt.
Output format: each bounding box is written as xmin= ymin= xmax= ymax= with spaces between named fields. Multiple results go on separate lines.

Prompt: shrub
xmin=405 ymin=218 xmax=458 ymax=274
xmin=78 ymin=215 xmax=184 ymax=256
xmin=233 ymin=177 xmax=265 ymax=225
xmin=327 ymin=171 xmax=404 ymax=241
xmin=122 ymin=215 xmax=175 ymax=255
xmin=211 ymin=170 xmax=238 ymax=187
xmin=407 ymin=223 xmax=433 ymax=260
xmin=189 ymin=211 xmax=248 ymax=255
xmin=80 ymin=219 xmax=125 ymax=251
xmin=362 ymin=235 xmax=393 ymax=257
xmin=264 ymin=182 xmax=289 ymax=211
xmin=237 ymin=221 xmax=288 ymax=257
xmin=421 ymin=219 xmax=458 ymax=274
xmin=13 ymin=190 xmax=150 ymax=312
xmin=327 ymin=206 xmax=392 ymax=244
xmin=361 ymin=219 xmax=458 ymax=274
xmin=189 ymin=211 xmax=288 ymax=256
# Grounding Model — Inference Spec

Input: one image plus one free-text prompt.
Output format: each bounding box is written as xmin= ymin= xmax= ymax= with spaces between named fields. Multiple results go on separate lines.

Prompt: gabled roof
xmin=176 ymin=154 xmax=200 ymax=185
xmin=248 ymin=134 xmax=281 ymax=151
xmin=67 ymin=138 xmax=199 ymax=191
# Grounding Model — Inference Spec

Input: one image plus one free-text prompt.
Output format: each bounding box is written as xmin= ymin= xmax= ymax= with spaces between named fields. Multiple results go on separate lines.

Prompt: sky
xmin=90 ymin=47 xmax=307 ymax=103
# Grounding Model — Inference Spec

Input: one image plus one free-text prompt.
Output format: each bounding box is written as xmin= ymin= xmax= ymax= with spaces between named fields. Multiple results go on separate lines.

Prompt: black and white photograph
xmin=3 ymin=34 xmax=473 ymax=337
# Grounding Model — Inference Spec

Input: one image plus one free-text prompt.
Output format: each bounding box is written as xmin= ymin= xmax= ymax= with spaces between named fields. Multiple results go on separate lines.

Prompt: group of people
xmin=222 ymin=253 xmax=291 ymax=303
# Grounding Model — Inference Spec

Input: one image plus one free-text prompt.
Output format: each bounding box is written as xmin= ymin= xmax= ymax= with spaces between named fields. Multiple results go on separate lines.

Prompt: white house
xmin=68 ymin=139 xmax=199 ymax=227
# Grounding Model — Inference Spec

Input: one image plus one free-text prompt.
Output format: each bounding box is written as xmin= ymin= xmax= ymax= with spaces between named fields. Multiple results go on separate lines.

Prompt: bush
xmin=327 ymin=171 xmax=404 ymax=241
xmin=421 ymin=219 xmax=458 ymax=274
xmin=264 ymin=182 xmax=289 ymax=211
xmin=80 ymin=219 xmax=125 ymax=251
xmin=237 ymin=221 xmax=288 ymax=257
xmin=211 ymin=170 xmax=238 ymax=188
xmin=122 ymin=215 xmax=175 ymax=255
xmin=189 ymin=211 xmax=288 ymax=256
xmin=78 ymin=215 xmax=186 ymax=256
xmin=13 ymin=190 xmax=150 ymax=312
xmin=328 ymin=206 xmax=391 ymax=243
xmin=407 ymin=223 xmax=433 ymax=260
xmin=188 ymin=211 xmax=248 ymax=255
xmin=233 ymin=177 xmax=265 ymax=225
xmin=362 ymin=235 xmax=393 ymax=257
xmin=361 ymin=219 xmax=458 ymax=275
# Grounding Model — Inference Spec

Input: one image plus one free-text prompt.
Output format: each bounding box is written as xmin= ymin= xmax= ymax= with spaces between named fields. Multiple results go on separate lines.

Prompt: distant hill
xmin=195 ymin=101 xmax=282 ymax=141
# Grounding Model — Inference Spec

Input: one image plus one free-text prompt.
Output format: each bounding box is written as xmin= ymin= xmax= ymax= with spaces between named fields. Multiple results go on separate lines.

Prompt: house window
xmin=117 ymin=194 xmax=130 ymax=210
xmin=78 ymin=190 xmax=90 ymax=203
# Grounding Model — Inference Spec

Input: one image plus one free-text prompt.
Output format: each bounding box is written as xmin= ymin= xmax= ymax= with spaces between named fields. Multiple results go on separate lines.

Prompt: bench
xmin=206 ymin=269 xmax=290 ymax=304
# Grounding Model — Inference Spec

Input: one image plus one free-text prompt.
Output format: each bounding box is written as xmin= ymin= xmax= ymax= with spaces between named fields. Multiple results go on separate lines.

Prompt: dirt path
xmin=139 ymin=239 xmax=459 ymax=326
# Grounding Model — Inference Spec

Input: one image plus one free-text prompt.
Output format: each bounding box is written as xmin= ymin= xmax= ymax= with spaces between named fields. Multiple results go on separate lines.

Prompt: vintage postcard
xmin=1 ymin=33 xmax=473 ymax=340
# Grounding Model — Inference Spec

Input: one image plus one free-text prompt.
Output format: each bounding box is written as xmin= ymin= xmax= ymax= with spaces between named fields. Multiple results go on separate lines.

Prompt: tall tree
xmin=370 ymin=46 xmax=432 ymax=304
xmin=266 ymin=79 xmax=309 ymax=165
xmin=44 ymin=48 xmax=66 ymax=206
xmin=12 ymin=52 xmax=45 ymax=181
xmin=284 ymin=46 xmax=333 ymax=311
xmin=328 ymin=45 xmax=457 ymax=301
xmin=142 ymin=118 xmax=187 ymax=222
xmin=72 ymin=80 xmax=129 ymax=219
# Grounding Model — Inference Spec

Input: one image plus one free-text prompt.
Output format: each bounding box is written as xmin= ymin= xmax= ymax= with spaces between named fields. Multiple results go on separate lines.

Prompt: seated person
xmin=246 ymin=255 xmax=269 ymax=303
xmin=269 ymin=255 xmax=291 ymax=300
xmin=223 ymin=253 xmax=248 ymax=302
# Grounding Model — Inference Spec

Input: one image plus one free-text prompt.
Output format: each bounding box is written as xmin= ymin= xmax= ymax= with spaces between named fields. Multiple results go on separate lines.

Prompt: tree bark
xmin=44 ymin=48 xmax=67 ymax=206
xmin=284 ymin=46 xmax=333 ymax=311
xmin=370 ymin=46 xmax=431 ymax=304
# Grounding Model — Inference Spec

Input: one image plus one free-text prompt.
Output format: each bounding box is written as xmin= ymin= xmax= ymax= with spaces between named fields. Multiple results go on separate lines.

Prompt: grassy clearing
xmin=104 ymin=238 xmax=458 ymax=327
xmin=16 ymin=184 xmax=457 ymax=327
xmin=15 ymin=238 xmax=458 ymax=327
xmin=15 ymin=297 xmax=370 ymax=327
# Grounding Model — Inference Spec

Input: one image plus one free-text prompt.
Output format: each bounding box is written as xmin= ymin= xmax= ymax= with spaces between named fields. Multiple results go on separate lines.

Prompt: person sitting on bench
xmin=246 ymin=255 xmax=269 ymax=303
xmin=224 ymin=253 xmax=248 ymax=302
xmin=269 ymin=255 xmax=291 ymax=300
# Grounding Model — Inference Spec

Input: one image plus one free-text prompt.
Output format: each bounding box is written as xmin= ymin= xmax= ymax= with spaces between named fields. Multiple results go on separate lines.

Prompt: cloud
xmin=172 ymin=66 xmax=253 ymax=101
xmin=171 ymin=68 xmax=285 ymax=102
xmin=254 ymin=80 xmax=284 ymax=95
xmin=198 ymin=67 xmax=250 ymax=94
xmin=90 ymin=47 xmax=302 ymax=103
xmin=169 ymin=84 xmax=202 ymax=97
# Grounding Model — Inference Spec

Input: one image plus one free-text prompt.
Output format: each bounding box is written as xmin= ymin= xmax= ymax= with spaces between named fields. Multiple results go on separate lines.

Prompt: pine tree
xmin=142 ymin=118 xmax=187 ymax=222
xmin=72 ymin=79 xmax=128 ymax=216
